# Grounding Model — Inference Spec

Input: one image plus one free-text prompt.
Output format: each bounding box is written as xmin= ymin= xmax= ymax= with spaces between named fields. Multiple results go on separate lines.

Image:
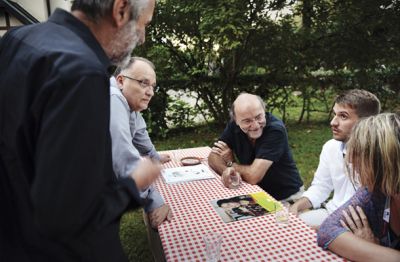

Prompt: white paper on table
xmin=162 ymin=164 xmax=216 ymax=184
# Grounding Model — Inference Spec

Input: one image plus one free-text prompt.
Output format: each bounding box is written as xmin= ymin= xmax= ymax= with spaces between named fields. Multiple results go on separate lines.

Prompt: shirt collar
xmin=48 ymin=9 xmax=111 ymax=74
xmin=341 ymin=142 xmax=347 ymax=156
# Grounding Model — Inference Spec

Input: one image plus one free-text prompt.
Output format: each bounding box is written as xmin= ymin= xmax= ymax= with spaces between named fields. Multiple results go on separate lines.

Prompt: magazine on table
xmin=162 ymin=164 xmax=216 ymax=184
xmin=210 ymin=192 xmax=281 ymax=223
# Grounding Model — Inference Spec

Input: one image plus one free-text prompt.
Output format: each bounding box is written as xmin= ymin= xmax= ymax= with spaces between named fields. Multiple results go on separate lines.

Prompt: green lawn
xmin=119 ymin=117 xmax=332 ymax=261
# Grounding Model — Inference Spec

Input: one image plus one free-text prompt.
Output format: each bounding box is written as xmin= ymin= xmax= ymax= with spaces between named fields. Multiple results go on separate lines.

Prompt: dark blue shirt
xmin=0 ymin=9 xmax=140 ymax=261
xmin=220 ymin=113 xmax=303 ymax=200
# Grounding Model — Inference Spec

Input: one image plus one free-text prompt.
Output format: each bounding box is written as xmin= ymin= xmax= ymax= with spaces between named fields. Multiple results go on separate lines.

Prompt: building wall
xmin=15 ymin=0 xmax=47 ymax=21
xmin=50 ymin=0 xmax=72 ymax=14
xmin=0 ymin=0 xmax=72 ymax=36
xmin=15 ymin=0 xmax=72 ymax=22
xmin=0 ymin=7 xmax=24 ymax=36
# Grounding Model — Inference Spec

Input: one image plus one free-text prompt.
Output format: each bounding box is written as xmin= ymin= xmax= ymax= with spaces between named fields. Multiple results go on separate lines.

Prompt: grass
xmin=119 ymin=113 xmax=332 ymax=261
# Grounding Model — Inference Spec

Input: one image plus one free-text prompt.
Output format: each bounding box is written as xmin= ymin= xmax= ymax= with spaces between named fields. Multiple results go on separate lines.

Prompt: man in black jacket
xmin=0 ymin=0 xmax=158 ymax=261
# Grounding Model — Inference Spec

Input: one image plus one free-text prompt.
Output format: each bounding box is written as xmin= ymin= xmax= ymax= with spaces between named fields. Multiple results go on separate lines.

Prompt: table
xmin=155 ymin=147 xmax=344 ymax=261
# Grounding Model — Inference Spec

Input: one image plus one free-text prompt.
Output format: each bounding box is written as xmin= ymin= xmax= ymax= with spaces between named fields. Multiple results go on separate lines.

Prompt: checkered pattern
xmin=155 ymin=147 xmax=345 ymax=261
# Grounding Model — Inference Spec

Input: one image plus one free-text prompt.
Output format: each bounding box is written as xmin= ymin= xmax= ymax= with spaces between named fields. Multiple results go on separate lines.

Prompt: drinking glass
xmin=229 ymin=172 xmax=241 ymax=189
xmin=275 ymin=202 xmax=290 ymax=225
xmin=203 ymin=232 xmax=223 ymax=262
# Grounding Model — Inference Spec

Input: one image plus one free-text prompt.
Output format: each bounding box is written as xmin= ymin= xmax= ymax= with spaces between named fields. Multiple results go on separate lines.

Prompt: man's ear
xmin=116 ymin=75 xmax=124 ymax=88
xmin=112 ymin=0 xmax=132 ymax=28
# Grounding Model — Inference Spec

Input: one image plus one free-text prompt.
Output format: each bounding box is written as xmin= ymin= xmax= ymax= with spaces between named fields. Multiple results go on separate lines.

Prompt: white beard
xmin=109 ymin=20 xmax=140 ymax=68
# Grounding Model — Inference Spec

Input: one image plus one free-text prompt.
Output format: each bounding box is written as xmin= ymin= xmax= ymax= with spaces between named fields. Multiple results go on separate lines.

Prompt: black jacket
xmin=0 ymin=9 xmax=141 ymax=262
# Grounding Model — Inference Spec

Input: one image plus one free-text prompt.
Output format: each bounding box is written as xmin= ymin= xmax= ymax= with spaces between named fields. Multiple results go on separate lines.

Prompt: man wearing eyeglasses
xmin=109 ymin=57 xmax=172 ymax=258
xmin=208 ymin=93 xmax=304 ymax=202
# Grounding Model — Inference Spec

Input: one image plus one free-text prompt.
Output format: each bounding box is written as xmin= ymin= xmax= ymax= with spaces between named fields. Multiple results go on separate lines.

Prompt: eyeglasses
xmin=239 ymin=113 xmax=266 ymax=128
xmin=122 ymin=75 xmax=160 ymax=92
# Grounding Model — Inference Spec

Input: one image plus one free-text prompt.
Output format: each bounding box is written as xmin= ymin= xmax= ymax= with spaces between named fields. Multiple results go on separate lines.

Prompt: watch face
xmin=180 ymin=157 xmax=201 ymax=166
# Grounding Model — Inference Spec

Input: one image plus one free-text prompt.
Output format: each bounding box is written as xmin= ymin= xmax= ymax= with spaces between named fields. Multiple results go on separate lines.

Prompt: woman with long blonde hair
xmin=317 ymin=113 xmax=400 ymax=261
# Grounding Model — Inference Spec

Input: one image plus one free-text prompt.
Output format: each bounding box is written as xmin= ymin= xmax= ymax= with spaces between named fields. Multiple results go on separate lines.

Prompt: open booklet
xmin=162 ymin=164 xmax=216 ymax=184
xmin=210 ymin=192 xmax=281 ymax=223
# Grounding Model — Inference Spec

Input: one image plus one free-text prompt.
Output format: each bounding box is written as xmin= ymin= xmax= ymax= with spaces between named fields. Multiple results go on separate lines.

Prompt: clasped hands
xmin=211 ymin=140 xmax=234 ymax=164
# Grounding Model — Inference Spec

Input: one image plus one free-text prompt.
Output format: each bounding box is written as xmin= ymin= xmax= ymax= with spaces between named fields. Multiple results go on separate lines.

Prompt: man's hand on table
xmin=149 ymin=204 xmax=173 ymax=229
xmin=159 ymin=153 xmax=171 ymax=164
xmin=289 ymin=202 xmax=300 ymax=216
xmin=211 ymin=141 xmax=233 ymax=163
xmin=130 ymin=158 xmax=161 ymax=190
xmin=289 ymin=197 xmax=312 ymax=217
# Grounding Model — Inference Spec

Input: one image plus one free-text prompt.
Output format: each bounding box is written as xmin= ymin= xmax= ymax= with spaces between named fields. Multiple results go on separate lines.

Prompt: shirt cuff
xmin=142 ymin=186 xmax=165 ymax=213
xmin=301 ymin=191 xmax=322 ymax=209
xmin=149 ymin=149 xmax=161 ymax=161
xmin=118 ymin=177 xmax=145 ymax=207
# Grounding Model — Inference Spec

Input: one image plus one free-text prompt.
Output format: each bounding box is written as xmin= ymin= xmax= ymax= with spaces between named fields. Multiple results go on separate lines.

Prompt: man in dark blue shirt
xmin=208 ymin=93 xmax=303 ymax=201
xmin=0 ymin=0 xmax=158 ymax=261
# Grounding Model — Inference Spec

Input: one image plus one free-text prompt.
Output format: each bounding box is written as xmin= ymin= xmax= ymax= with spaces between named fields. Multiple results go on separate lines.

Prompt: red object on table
xmin=155 ymin=147 xmax=345 ymax=262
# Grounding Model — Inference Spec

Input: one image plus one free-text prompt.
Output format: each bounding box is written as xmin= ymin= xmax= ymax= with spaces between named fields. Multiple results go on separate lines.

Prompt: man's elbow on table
xmin=234 ymin=159 xmax=270 ymax=185
xmin=240 ymin=171 xmax=263 ymax=185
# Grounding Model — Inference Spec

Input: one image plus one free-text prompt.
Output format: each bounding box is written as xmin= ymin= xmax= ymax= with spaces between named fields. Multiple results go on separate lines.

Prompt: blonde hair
xmin=346 ymin=113 xmax=400 ymax=196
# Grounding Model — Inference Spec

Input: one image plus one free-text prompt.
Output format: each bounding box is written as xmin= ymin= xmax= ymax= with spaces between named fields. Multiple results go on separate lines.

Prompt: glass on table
xmin=203 ymin=232 xmax=223 ymax=262
xmin=275 ymin=201 xmax=290 ymax=225
xmin=228 ymin=171 xmax=241 ymax=189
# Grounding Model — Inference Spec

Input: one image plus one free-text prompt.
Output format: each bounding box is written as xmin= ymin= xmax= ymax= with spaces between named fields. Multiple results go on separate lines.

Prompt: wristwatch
xmin=226 ymin=161 xmax=233 ymax=167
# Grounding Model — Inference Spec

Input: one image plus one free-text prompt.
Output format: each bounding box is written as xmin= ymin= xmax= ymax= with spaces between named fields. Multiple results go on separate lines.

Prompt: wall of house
xmin=0 ymin=0 xmax=72 ymax=36
xmin=15 ymin=0 xmax=48 ymax=21
xmin=50 ymin=0 xmax=72 ymax=14
xmin=0 ymin=6 xmax=24 ymax=36
xmin=13 ymin=0 xmax=71 ymax=22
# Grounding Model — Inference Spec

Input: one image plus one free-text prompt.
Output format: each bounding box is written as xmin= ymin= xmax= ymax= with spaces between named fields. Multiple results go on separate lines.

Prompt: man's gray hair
xmin=114 ymin=56 xmax=155 ymax=76
xmin=71 ymin=0 xmax=149 ymax=23
xmin=229 ymin=92 xmax=266 ymax=121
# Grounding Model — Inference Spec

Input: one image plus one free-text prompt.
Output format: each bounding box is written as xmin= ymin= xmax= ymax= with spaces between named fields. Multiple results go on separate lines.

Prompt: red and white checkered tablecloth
xmin=155 ymin=147 xmax=345 ymax=262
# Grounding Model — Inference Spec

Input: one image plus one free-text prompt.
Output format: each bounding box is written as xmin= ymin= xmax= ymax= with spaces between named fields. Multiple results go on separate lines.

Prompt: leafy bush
xmin=166 ymin=96 xmax=198 ymax=129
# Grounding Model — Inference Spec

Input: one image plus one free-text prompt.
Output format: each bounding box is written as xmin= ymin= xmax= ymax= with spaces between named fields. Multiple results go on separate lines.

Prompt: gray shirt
xmin=109 ymin=77 xmax=164 ymax=212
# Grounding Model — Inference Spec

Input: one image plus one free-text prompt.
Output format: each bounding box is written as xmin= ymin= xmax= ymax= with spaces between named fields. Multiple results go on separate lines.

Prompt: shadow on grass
xmin=120 ymin=209 xmax=153 ymax=262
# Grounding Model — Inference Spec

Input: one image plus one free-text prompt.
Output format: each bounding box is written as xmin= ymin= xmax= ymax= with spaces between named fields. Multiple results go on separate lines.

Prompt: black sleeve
xmin=219 ymin=121 xmax=235 ymax=149
xmin=255 ymin=126 xmax=287 ymax=162
xmin=31 ymin=73 xmax=142 ymax=238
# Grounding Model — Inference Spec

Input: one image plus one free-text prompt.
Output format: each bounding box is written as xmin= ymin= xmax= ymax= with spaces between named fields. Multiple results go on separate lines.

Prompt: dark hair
xmin=71 ymin=0 xmax=148 ymax=23
xmin=217 ymin=197 xmax=241 ymax=207
xmin=335 ymin=89 xmax=381 ymax=118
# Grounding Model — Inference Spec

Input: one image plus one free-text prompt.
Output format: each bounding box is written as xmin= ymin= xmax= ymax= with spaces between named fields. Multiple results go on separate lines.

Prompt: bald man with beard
xmin=208 ymin=93 xmax=303 ymax=201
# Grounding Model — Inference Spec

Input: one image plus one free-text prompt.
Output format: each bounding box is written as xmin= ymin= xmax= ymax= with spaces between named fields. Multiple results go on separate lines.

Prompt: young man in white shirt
xmin=289 ymin=89 xmax=380 ymax=228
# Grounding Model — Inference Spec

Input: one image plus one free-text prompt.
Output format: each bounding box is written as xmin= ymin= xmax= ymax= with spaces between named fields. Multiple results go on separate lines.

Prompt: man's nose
xmin=146 ymin=87 xmax=154 ymax=96
xmin=330 ymin=116 xmax=338 ymax=126
xmin=250 ymin=120 xmax=261 ymax=129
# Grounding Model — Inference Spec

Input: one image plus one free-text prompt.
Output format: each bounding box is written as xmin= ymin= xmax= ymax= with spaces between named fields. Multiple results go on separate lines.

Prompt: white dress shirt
xmin=302 ymin=139 xmax=357 ymax=213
